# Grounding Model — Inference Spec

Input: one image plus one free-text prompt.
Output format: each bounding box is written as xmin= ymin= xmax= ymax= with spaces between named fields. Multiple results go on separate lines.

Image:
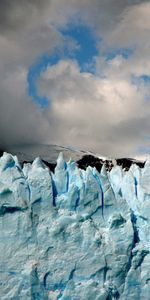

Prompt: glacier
xmin=0 ymin=152 xmax=150 ymax=300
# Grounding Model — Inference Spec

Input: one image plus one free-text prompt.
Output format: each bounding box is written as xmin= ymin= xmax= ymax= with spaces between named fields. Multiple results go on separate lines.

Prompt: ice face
xmin=0 ymin=152 xmax=150 ymax=299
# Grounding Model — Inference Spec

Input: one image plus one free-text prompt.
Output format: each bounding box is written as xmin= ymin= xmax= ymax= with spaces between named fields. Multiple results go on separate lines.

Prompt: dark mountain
xmin=2 ymin=144 xmax=145 ymax=172
xmin=0 ymin=148 xmax=4 ymax=157
xmin=77 ymin=155 xmax=145 ymax=172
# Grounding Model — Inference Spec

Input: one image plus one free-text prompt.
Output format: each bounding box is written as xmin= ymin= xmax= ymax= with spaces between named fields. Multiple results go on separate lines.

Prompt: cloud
xmin=0 ymin=68 xmax=50 ymax=146
xmin=1 ymin=0 xmax=150 ymax=158
xmin=0 ymin=0 xmax=61 ymax=147
xmin=0 ymin=0 xmax=51 ymax=35
xmin=38 ymin=59 xmax=150 ymax=157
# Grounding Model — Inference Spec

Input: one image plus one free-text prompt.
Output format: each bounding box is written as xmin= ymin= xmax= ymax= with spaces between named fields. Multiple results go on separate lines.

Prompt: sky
xmin=1 ymin=0 xmax=150 ymax=158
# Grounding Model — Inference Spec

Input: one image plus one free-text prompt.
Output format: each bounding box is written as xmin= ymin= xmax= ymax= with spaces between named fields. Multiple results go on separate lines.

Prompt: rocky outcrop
xmin=77 ymin=155 xmax=145 ymax=172
xmin=0 ymin=152 xmax=149 ymax=299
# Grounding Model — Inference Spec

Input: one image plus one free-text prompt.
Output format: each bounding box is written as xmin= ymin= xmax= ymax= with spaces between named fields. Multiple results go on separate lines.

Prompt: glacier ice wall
xmin=0 ymin=152 xmax=150 ymax=300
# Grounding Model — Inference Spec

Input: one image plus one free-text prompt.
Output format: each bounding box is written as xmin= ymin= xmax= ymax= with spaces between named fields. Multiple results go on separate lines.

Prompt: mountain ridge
xmin=1 ymin=144 xmax=146 ymax=172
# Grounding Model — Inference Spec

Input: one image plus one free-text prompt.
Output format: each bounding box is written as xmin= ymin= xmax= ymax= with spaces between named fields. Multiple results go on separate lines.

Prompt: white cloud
xmin=38 ymin=59 xmax=150 ymax=157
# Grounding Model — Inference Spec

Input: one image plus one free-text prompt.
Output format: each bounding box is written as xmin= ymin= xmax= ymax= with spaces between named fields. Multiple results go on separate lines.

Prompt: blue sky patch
xmin=105 ymin=48 xmax=133 ymax=61
xmin=60 ymin=23 xmax=99 ymax=72
xmin=139 ymin=75 xmax=150 ymax=83
xmin=131 ymin=74 xmax=150 ymax=86
xmin=27 ymin=23 xmax=98 ymax=106
xmin=28 ymin=53 xmax=61 ymax=107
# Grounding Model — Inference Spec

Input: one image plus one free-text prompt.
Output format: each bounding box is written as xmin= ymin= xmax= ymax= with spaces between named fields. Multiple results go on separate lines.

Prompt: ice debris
xmin=0 ymin=152 xmax=150 ymax=299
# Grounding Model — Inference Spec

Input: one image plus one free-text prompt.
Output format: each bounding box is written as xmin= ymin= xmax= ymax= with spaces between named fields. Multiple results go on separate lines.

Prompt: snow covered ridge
xmin=0 ymin=152 xmax=150 ymax=299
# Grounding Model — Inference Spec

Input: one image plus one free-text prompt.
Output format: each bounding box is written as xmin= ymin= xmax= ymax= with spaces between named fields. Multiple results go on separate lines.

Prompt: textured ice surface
xmin=0 ymin=152 xmax=150 ymax=299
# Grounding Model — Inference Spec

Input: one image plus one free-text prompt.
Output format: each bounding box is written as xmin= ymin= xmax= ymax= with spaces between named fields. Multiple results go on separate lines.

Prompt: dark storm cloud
xmin=0 ymin=0 xmax=145 ymax=35
xmin=0 ymin=0 xmax=51 ymax=34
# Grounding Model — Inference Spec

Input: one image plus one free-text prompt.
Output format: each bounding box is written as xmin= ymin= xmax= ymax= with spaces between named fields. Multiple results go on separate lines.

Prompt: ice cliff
xmin=0 ymin=152 xmax=150 ymax=300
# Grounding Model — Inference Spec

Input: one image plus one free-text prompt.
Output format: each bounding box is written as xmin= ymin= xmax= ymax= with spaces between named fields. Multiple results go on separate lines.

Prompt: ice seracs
xmin=0 ymin=152 xmax=150 ymax=299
